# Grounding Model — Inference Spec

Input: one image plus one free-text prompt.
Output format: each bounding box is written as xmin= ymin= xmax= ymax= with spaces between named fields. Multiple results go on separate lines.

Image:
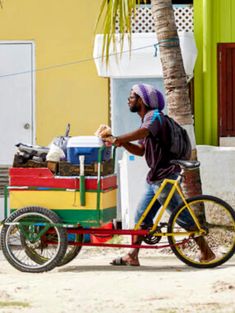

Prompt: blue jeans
xmin=135 ymin=174 xmax=195 ymax=229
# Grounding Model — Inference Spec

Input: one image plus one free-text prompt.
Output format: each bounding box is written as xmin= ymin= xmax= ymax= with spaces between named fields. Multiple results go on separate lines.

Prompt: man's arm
xmin=115 ymin=128 xmax=149 ymax=143
xmin=121 ymin=142 xmax=145 ymax=156
xmin=108 ymin=128 xmax=149 ymax=156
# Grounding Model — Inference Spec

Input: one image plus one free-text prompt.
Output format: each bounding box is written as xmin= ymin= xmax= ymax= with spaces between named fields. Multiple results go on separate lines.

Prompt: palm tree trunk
xmin=151 ymin=0 xmax=203 ymax=216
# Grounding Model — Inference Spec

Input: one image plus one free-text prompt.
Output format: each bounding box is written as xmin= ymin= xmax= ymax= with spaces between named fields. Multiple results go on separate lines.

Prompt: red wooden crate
xmin=9 ymin=168 xmax=117 ymax=191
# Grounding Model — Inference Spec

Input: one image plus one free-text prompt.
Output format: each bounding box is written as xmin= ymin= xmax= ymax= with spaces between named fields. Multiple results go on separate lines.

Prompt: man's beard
xmin=129 ymin=103 xmax=139 ymax=112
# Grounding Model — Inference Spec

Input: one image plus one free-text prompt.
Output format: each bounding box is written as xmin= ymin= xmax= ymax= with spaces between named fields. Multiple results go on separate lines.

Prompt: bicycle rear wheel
xmin=168 ymin=195 xmax=235 ymax=268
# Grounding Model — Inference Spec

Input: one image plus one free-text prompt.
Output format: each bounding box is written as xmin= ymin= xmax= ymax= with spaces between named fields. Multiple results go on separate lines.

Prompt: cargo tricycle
xmin=1 ymin=146 xmax=235 ymax=272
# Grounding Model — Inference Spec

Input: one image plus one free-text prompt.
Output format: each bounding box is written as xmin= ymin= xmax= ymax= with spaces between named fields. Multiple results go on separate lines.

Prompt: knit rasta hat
xmin=132 ymin=83 xmax=165 ymax=111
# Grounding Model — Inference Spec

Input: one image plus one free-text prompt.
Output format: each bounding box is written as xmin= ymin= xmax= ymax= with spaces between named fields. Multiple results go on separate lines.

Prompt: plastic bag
xmin=46 ymin=143 xmax=65 ymax=162
xmin=50 ymin=123 xmax=71 ymax=156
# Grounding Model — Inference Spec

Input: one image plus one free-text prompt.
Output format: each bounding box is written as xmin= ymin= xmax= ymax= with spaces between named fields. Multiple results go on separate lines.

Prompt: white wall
xmin=197 ymin=145 xmax=235 ymax=208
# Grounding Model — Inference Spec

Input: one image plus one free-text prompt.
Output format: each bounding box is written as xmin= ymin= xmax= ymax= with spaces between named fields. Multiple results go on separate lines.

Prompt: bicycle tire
xmin=167 ymin=195 xmax=235 ymax=268
xmin=1 ymin=206 xmax=68 ymax=273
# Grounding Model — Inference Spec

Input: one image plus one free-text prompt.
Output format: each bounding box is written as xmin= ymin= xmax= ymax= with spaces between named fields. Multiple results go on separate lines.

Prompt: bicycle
xmin=1 ymin=159 xmax=235 ymax=272
xmin=133 ymin=159 xmax=235 ymax=268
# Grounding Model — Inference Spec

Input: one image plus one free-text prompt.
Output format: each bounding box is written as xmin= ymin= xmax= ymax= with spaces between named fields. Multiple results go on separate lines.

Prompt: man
xmin=102 ymin=83 xmax=215 ymax=266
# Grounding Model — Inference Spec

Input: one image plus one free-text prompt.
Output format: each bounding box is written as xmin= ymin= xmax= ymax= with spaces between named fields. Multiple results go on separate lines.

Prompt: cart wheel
xmin=1 ymin=206 xmax=68 ymax=273
xmin=22 ymin=229 xmax=83 ymax=267
xmin=57 ymin=232 xmax=83 ymax=267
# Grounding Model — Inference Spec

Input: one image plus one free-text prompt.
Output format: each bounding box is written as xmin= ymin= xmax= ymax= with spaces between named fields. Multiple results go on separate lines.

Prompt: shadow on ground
xmin=58 ymin=262 xmax=235 ymax=273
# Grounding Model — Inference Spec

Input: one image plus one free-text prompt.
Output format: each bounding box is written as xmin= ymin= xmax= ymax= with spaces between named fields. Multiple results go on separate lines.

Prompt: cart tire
xmin=1 ymin=206 xmax=68 ymax=273
xmin=22 ymin=231 xmax=83 ymax=267
xmin=57 ymin=232 xmax=83 ymax=267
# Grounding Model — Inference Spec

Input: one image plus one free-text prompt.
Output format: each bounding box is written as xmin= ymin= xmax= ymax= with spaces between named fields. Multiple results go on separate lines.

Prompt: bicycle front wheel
xmin=168 ymin=195 xmax=235 ymax=268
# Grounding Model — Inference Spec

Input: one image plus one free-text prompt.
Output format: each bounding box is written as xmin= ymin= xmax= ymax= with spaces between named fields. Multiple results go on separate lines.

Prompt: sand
xmin=0 ymin=247 xmax=234 ymax=313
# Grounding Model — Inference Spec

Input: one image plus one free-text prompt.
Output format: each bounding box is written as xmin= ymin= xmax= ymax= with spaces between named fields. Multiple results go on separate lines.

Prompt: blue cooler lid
xmin=67 ymin=136 xmax=104 ymax=148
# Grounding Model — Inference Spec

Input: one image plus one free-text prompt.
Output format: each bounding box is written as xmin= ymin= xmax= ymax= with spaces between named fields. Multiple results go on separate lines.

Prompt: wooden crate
xmin=13 ymin=155 xmax=47 ymax=168
xmin=13 ymin=155 xmax=114 ymax=176
xmin=58 ymin=159 xmax=114 ymax=176
xmin=9 ymin=168 xmax=117 ymax=227
xmin=9 ymin=188 xmax=117 ymax=227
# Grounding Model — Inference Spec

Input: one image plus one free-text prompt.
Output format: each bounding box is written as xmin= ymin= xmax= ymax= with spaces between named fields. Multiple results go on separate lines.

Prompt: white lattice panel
xmin=116 ymin=5 xmax=193 ymax=33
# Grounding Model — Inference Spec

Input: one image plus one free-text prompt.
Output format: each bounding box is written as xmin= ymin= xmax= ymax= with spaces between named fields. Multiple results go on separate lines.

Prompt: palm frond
xmin=96 ymin=0 xmax=147 ymax=64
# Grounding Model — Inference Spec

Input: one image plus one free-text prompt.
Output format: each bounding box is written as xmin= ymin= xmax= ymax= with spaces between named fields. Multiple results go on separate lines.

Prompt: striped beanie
xmin=132 ymin=83 xmax=165 ymax=111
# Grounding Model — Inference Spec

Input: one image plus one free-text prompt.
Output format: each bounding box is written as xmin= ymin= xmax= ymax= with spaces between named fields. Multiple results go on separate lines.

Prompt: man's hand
xmin=103 ymin=136 xmax=121 ymax=147
xmin=102 ymin=136 xmax=113 ymax=147
xmin=95 ymin=124 xmax=112 ymax=138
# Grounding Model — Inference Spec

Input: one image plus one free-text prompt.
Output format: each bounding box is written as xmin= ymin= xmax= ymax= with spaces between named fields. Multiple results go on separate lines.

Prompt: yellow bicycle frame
xmin=134 ymin=178 xmax=205 ymax=237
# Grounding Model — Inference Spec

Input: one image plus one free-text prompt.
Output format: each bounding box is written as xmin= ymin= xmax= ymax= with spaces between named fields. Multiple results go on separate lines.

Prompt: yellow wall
xmin=0 ymin=0 xmax=108 ymax=145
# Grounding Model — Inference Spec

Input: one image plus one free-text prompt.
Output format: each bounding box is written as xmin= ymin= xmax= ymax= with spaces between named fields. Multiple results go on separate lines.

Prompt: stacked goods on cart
xmin=7 ymin=124 xmax=118 ymax=228
xmin=13 ymin=143 xmax=49 ymax=168
xmin=59 ymin=136 xmax=113 ymax=176
xmin=12 ymin=124 xmax=114 ymax=177
xmin=12 ymin=123 xmax=70 ymax=170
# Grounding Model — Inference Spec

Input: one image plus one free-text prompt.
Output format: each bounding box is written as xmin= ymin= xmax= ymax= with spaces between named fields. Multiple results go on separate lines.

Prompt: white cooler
xmin=67 ymin=136 xmax=111 ymax=165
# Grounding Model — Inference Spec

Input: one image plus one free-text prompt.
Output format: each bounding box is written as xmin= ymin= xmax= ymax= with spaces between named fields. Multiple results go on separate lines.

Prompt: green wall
xmin=194 ymin=0 xmax=235 ymax=145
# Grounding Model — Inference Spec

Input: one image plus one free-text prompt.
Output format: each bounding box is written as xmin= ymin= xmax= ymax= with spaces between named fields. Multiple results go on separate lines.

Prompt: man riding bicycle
xmin=102 ymin=83 xmax=215 ymax=266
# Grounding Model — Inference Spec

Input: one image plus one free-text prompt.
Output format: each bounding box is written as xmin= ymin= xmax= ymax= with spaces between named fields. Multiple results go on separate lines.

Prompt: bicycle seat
xmin=170 ymin=160 xmax=200 ymax=169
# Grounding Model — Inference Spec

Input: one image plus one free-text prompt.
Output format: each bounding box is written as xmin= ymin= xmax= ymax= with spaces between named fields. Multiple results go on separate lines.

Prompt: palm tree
xmin=151 ymin=0 xmax=203 ymax=205
xmin=97 ymin=0 xmax=203 ymax=217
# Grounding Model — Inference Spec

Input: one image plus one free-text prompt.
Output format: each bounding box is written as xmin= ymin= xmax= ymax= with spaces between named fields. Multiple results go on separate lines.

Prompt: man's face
xmin=128 ymin=90 xmax=140 ymax=113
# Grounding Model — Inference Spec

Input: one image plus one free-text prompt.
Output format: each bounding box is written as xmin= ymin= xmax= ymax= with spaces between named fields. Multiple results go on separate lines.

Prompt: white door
xmin=0 ymin=42 xmax=35 ymax=219
xmin=0 ymin=42 xmax=35 ymax=165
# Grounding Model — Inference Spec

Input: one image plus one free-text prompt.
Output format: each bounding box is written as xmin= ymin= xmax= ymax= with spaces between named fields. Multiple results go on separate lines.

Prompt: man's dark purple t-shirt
xmin=139 ymin=110 xmax=179 ymax=183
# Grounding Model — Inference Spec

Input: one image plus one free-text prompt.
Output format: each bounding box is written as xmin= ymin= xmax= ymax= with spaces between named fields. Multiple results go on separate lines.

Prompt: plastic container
xmin=90 ymin=222 xmax=114 ymax=243
xmin=67 ymin=136 xmax=111 ymax=165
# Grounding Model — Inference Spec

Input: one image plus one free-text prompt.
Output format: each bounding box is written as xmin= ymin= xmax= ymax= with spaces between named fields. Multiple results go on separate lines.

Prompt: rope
xmin=0 ymin=38 xmax=180 ymax=79
xmin=154 ymin=37 xmax=179 ymax=57
xmin=0 ymin=44 xmax=153 ymax=79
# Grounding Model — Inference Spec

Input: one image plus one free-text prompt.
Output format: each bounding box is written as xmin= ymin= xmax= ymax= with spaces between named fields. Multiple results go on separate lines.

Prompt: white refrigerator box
xmin=119 ymin=151 xmax=149 ymax=229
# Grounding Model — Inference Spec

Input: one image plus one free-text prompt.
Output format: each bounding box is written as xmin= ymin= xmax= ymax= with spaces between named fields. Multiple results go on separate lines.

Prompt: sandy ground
xmin=0 ymin=247 xmax=234 ymax=313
